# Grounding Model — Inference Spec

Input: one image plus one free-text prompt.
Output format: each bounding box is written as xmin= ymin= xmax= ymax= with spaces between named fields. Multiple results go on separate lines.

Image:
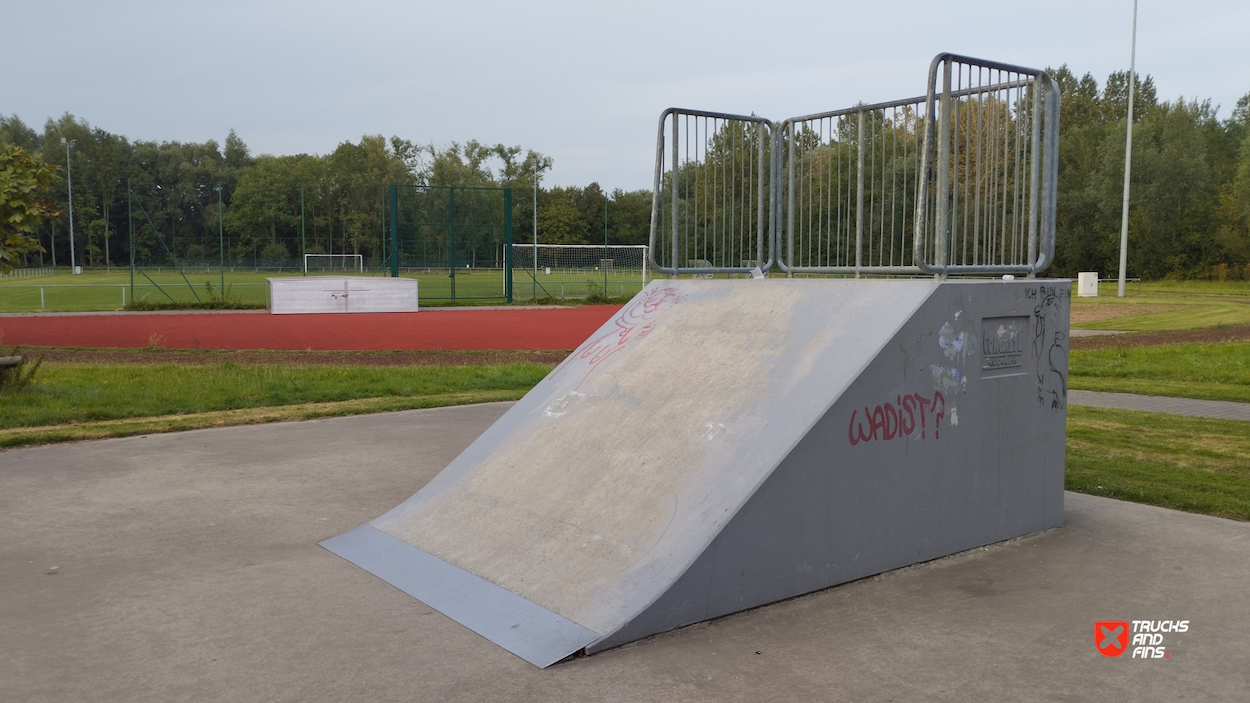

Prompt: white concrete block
xmin=268 ymin=276 xmax=418 ymax=314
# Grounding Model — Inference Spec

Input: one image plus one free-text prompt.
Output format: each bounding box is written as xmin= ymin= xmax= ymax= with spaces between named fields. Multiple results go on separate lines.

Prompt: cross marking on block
xmin=321 ymin=280 xmax=372 ymax=312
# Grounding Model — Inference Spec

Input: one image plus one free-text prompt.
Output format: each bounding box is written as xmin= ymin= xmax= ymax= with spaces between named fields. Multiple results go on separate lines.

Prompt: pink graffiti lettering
xmin=552 ymin=286 xmax=683 ymax=390
xmin=848 ymin=390 xmax=946 ymax=446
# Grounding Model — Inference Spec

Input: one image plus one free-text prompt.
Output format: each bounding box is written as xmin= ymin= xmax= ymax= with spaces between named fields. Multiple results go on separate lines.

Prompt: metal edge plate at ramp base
xmin=320 ymin=526 xmax=598 ymax=667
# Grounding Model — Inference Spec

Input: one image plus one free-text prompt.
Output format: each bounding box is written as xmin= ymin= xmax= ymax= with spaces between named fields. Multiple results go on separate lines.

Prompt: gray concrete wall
xmin=593 ymin=280 xmax=1070 ymax=650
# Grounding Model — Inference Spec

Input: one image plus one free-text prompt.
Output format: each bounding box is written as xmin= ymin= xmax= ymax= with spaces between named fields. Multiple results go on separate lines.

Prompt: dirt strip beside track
xmin=1070 ymin=325 xmax=1250 ymax=350
xmin=11 ymin=348 xmax=570 ymax=366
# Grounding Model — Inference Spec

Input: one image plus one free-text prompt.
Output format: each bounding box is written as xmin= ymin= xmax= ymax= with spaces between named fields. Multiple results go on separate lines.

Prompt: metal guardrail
xmin=915 ymin=54 xmax=1060 ymax=276
xmin=0 ymin=283 xmax=271 ymax=311
xmin=779 ymin=96 xmax=929 ymax=274
xmin=650 ymin=109 xmax=775 ymax=276
xmin=649 ymin=53 xmax=1060 ymax=279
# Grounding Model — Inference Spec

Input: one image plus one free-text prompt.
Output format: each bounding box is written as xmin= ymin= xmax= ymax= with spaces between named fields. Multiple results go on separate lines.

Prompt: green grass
xmin=1072 ymin=280 xmax=1250 ymax=331
xmin=0 ymin=362 xmax=554 ymax=430
xmin=1077 ymin=302 xmax=1250 ymax=331
xmin=0 ymin=267 xmax=652 ymax=311
xmin=1134 ymin=280 xmax=1250 ymax=297
xmin=0 ymin=391 xmax=527 ymax=449
xmin=1069 ymin=342 xmax=1250 ymax=402
xmin=1066 ymin=406 xmax=1250 ymax=520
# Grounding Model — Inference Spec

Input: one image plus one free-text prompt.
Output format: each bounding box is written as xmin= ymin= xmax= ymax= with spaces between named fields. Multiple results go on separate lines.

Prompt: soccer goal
xmin=512 ymin=244 xmax=650 ymax=301
xmin=304 ymin=254 xmax=364 ymax=274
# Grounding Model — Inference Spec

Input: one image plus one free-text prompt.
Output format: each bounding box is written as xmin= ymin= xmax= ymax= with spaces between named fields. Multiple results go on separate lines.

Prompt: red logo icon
xmin=1096 ymin=621 xmax=1129 ymax=658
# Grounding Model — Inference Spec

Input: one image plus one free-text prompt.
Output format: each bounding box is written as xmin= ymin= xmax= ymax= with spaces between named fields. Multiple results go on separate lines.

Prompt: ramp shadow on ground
xmin=1 ymin=404 xmax=1246 ymax=702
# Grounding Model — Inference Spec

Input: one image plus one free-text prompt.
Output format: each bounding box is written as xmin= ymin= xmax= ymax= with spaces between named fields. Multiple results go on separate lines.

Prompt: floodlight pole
xmin=216 ymin=184 xmax=225 ymax=291
xmin=1117 ymin=0 xmax=1138 ymax=298
xmin=62 ymin=138 xmax=78 ymax=274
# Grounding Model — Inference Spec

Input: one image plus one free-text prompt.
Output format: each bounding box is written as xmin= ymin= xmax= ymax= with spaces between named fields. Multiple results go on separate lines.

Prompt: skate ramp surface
xmin=323 ymin=278 xmax=1069 ymax=666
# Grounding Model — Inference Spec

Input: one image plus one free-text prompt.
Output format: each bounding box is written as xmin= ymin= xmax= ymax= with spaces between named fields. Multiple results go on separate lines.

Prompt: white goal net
xmin=511 ymin=244 xmax=651 ymax=300
xmin=304 ymin=254 xmax=364 ymax=274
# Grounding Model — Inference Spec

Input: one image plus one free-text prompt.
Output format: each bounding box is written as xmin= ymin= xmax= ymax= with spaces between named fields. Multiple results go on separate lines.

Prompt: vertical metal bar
xmin=533 ymin=179 xmax=538 ymax=301
xmin=999 ymin=73 xmax=1011 ymax=266
xmin=301 ymin=185 xmax=307 ymax=276
xmin=603 ymin=192 xmax=608 ymax=293
xmin=684 ymin=116 xmax=690 ymax=273
xmin=697 ymin=118 xmax=705 ymax=270
xmin=974 ymin=74 xmax=985 ymax=266
xmin=671 ymin=115 xmax=679 ymax=278
xmin=875 ymin=111 xmax=883 ymax=266
xmin=756 ymin=122 xmax=765 ymax=269
xmin=1027 ymin=76 xmax=1042 ymax=274
xmin=935 ymin=58 xmax=952 ymax=274
xmin=128 ymin=180 xmax=134 ymax=302
xmin=504 ymin=188 xmax=513 ymax=303
xmin=448 ymin=187 xmax=457 ymax=299
xmin=389 ymin=185 xmax=399 ymax=278
xmin=855 ymin=110 xmax=865 ymax=277
xmin=1013 ymin=75 xmax=1026 ymax=266
xmin=951 ymin=63 xmax=962 ymax=266
xmin=787 ymin=122 xmax=795 ymax=276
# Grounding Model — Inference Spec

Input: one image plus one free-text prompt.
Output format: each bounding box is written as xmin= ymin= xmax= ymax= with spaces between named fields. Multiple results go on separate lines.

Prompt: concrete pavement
xmin=2 ymin=403 xmax=1248 ymax=702
xmin=1069 ymin=389 xmax=1250 ymax=421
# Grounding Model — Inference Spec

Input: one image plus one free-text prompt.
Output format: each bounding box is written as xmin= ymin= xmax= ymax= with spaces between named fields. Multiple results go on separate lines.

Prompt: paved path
xmin=1068 ymin=329 xmax=1127 ymax=337
xmin=1069 ymin=389 xmax=1250 ymax=421
xmin=2 ymin=403 xmax=1247 ymax=702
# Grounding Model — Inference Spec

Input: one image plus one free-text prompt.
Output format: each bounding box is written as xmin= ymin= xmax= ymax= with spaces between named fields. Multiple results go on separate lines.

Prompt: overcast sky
xmin=3 ymin=0 xmax=1246 ymax=190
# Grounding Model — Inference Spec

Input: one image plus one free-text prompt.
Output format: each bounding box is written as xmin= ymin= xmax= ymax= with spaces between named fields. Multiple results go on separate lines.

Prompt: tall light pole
xmin=1117 ymin=0 xmax=1138 ymax=298
xmin=61 ymin=137 xmax=78 ymax=274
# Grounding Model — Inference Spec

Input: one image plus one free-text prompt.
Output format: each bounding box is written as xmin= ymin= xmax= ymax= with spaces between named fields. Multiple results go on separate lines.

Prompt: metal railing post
xmin=757 ymin=122 xmax=766 ymax=271
xmin=934 ymin=58 xmax=952 ymax=277
xmin=855 ymin=110 xmax=865 ymax=277
xmin=671 ymin=115 xmax=679 ymax=279
xmin=787 ymin=122 xmax=796 ymax=277
xmin=1027 ymin=81 xmax=1042 ymax=276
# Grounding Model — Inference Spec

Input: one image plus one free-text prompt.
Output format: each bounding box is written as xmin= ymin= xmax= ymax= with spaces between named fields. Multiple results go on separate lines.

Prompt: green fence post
xmin=389 ymin=185 xmax=399 ymax=278
xmin=448 ymin=187 xmax=457 ymax=299
xmin=504 ymin=188 xmax=513 ymax=304
xmin=300 ymin=185 xmax=307 ymax=276
xmin=128 ymin=180 xmax=134 ymax=303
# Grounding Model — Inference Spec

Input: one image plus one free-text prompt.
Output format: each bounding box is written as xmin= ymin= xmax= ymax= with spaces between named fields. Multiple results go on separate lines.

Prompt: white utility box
xmin=1077 ymin=272 xmax=1099 ymax=297
xmin=268 ymin=276 xmax=418 ymax=314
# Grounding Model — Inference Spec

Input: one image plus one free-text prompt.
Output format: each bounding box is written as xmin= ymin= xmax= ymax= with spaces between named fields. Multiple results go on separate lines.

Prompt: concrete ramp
xmin=322 ymin=278 xmax=1069 ymax=666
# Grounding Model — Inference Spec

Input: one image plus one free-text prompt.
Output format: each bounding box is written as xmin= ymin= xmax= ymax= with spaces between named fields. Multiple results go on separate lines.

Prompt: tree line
xmin=0 ymin=115 xmax=654 ymax=271
xmin=3 ymin=64 xmax=1249 ymax=279
xmin=1049 ymin=66 xmax=1250 ymax=280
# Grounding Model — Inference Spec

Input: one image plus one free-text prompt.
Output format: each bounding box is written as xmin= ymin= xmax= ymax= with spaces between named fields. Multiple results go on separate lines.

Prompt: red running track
xmin=0 ymin=307 xmax=623 ymax=351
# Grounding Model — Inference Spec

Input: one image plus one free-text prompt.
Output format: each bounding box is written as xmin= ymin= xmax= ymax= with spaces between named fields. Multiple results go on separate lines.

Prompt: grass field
xmin=1066 ymin=406 xmax=1250 ymax=520
xmin=1069 ymin=341 xmax=1250 ymax=402
xmin=0 ymin=358 xmax=554 ymax=448
xmin=1071 ymin=280 xmax=1250 ymax=331
xmin=0 ymin=266 xmax=653 ymax=311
